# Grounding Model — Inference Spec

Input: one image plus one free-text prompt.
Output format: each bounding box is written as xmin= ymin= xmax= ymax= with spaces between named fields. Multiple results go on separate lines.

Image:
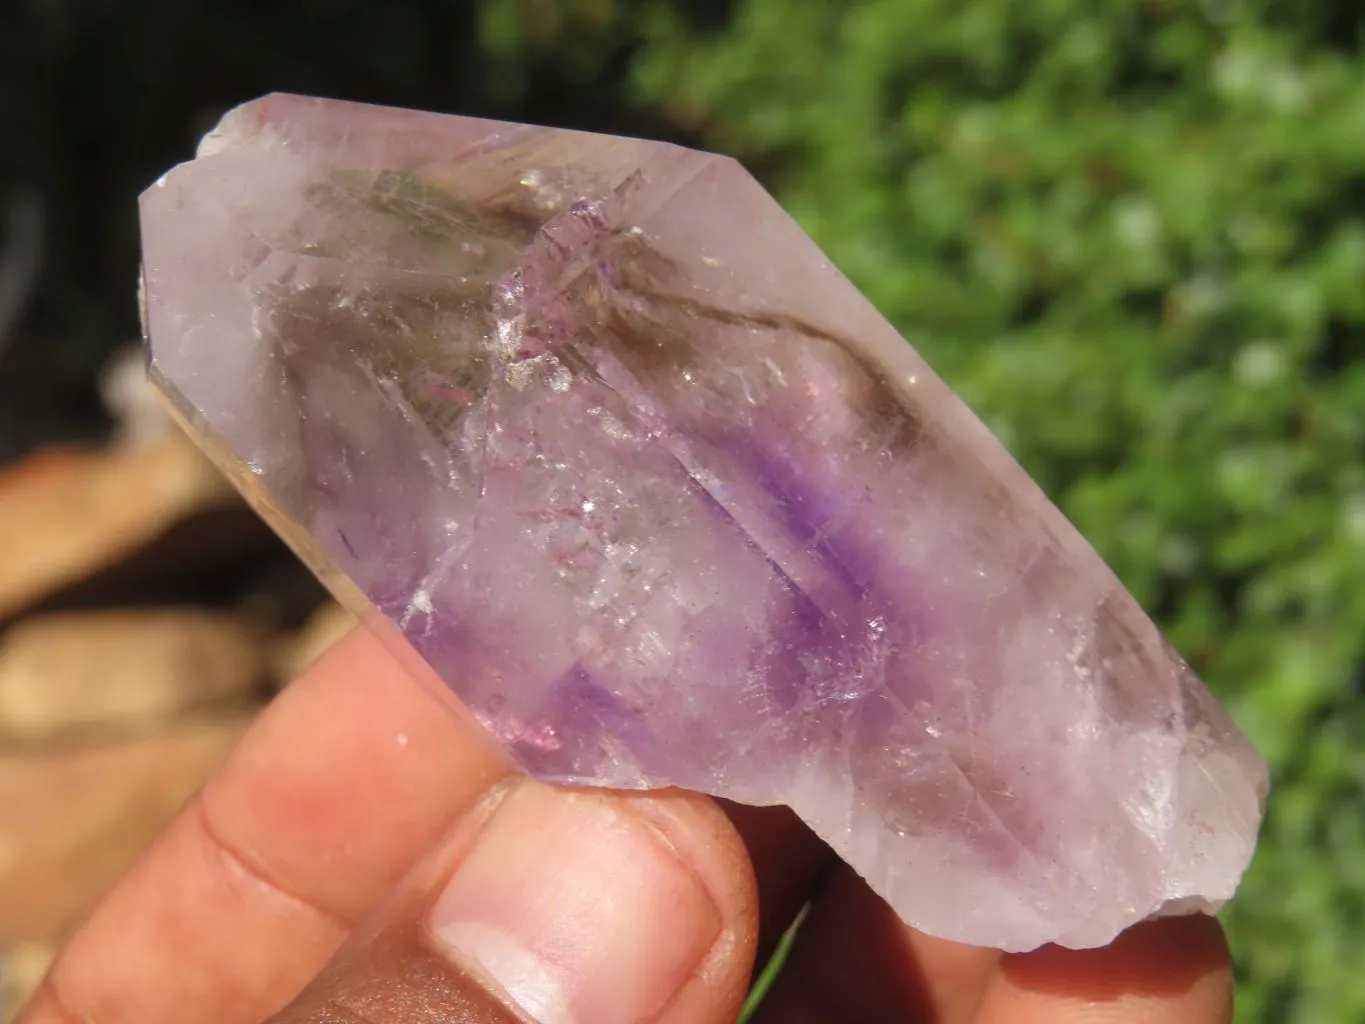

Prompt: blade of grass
xmin=739 ymin=902 xmax=809 ymax=1022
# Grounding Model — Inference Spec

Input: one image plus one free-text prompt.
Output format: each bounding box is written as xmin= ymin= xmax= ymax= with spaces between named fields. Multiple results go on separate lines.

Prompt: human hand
xmin=18 ymin=629 xmax=1234 ymax=1023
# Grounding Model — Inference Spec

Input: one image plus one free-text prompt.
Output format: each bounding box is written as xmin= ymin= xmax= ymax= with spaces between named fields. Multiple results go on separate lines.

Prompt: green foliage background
xmin=5 ymin=1 xmax=1363 ymax=1019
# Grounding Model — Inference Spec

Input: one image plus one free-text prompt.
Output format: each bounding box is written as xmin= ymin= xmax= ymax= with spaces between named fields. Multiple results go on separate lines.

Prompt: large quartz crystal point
xmin=140 ymin=94 xmax=1267 ymax=952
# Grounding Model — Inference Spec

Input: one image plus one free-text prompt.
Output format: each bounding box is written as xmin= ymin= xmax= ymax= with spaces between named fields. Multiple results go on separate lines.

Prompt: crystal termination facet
xmin=140 ymin=94 xmax=1268 ymax=952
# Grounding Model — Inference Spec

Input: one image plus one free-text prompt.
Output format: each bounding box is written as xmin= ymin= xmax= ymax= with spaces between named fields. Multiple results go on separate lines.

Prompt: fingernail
xmin=427 ymin=783 xmax=721 ymax=1024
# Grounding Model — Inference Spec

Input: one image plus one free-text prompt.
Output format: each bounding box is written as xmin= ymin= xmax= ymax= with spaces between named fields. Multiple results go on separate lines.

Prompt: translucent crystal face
xmin=140 ymin=94 xmax=1267 ymax=951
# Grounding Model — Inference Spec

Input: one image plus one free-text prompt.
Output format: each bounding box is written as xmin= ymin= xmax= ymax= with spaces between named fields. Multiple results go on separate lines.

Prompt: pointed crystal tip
xmin=140 ymin=94 xmax=1267 ymax=951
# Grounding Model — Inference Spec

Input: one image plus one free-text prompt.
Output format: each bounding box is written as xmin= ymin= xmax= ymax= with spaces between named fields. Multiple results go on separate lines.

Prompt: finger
xmin=269 ymin=779 xmax=759 ymax=1024
xmin=749 ymin=864 xmax=1000 ymax=1024
xmin=23 ymin=627 xmax=512 ymax=1024
xmin=974 ymin=914 xmax=1233 ymax=1024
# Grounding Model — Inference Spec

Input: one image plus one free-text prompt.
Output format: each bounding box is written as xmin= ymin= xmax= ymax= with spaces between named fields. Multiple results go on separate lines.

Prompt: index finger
xmin=23 ymin=627 xmax=511 ymax=1024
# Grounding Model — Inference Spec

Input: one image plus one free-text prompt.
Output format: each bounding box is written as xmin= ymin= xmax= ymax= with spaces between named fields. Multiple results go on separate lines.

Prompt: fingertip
xmin=979 ymin=914 xmax=1234 ymax=1024
xmin=1000 ymin=913 xmax=1232 ymax=1001
xmin=427 ymin=785 xmax=730 ymax=1024
xmin=429 ymin=784 xmax=760 ymax=1024
xmin=271 ymin=783 xmax=760 ymax=1024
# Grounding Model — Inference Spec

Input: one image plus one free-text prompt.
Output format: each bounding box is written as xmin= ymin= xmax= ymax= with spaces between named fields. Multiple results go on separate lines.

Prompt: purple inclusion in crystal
xmin=139 ymin=94 xmax=1268 ymax=952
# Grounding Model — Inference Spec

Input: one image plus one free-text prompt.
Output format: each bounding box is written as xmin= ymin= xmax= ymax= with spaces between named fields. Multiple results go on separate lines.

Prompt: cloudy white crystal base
xmin=140 ymin=94 xmax=1268 ymax=952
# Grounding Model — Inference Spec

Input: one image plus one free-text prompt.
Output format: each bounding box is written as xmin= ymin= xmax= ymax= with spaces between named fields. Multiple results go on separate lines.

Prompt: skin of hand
xmin=18 ymin=628 xmax=1235 ymax=1024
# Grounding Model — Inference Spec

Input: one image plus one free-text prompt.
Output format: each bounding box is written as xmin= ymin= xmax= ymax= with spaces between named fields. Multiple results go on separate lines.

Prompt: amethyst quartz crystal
xmin=139 ymin=95 xmax=1267 ymax=952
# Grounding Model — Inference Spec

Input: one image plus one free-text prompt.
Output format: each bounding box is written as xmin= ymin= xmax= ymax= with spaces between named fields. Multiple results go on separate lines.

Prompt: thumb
xmin=267 ymin=779 xmax=759 ymax=1024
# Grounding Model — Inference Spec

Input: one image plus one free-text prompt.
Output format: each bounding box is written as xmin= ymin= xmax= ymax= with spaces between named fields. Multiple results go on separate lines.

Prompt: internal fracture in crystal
xmin=139 ymin=94 xmax=1268 ymax=952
